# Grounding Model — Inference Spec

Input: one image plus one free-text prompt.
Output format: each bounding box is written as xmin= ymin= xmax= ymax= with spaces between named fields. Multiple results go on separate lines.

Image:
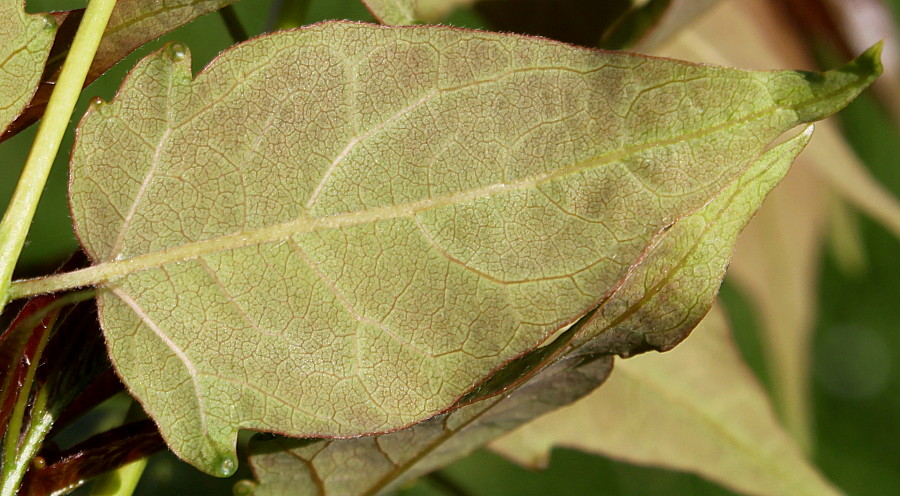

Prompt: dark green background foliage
xmin=1 ymin=0 xmax=897 ymax=494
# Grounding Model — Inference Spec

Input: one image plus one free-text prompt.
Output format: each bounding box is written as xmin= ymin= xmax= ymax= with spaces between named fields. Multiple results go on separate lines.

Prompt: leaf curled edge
xmin=493 ymin=305 xmax=841 ymax=496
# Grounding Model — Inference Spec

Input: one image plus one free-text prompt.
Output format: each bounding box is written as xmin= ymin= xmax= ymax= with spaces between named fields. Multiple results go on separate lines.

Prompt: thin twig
xmin=426 ymin=471 xmax=474 ymax=496
xmin=219 ymin=5 xmax=249 ymax=43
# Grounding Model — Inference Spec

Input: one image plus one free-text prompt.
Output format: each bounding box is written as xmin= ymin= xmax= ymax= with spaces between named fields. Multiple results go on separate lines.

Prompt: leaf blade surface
xmin=247 ymin=338 xmax=613 ymax=496
xmin=245 ymin=127 xmax=816 ymax=495
xmin=68 ymin=23 xmax=880 ymax=473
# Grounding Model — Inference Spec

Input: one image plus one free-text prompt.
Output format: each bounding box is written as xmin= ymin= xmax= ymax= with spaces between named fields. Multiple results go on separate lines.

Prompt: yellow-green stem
xmin=0 ymin=0 xmax=118 ymax=312
xmin=89 ymin=400 xmax=149 ymax=496
xmin=89 ymin=459 xmax=149 ymax=496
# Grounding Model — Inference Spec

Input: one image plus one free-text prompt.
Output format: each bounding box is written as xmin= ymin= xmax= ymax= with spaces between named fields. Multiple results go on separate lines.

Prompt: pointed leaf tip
xmin=852 ymin=41 xmax=884 ymax=79
xmin=817 ymin=41 xmax=883 ymax=82
xmin=784 ymin=43 xmax=883 ymax=124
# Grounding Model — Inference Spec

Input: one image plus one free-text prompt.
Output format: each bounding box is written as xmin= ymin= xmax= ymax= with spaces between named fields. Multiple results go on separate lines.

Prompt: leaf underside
xmin=68 ymin=22 xmax=880 ymax=474
xmin=248 ymin=337 xmax=614 ymax=496
xmin=246 ymin=120 xmax=817 ymax=496
xmin=0 ymin=0 xmax=55 ymax=135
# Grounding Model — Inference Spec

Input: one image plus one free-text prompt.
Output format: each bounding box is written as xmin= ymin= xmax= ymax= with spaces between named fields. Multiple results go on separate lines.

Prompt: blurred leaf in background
xmin=492 ymin=306 xmax=840 ymax=496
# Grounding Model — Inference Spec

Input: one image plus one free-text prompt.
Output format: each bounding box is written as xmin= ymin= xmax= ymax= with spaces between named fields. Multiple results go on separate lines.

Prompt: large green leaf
xmin=0 ymin=0 xmax=55 ymax=135
xmin=245 ymin=111 xmax=816 ymax=496
xmin=66 ymin=22 xmax=879 ymax=474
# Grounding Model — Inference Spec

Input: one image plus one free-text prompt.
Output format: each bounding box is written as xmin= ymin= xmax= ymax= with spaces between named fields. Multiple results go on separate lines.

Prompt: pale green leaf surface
xmin=67 ymin=23 xmax=880 ymax=474
xmin=631 ymin=0 xmax=722 ymax=51
xmin=247 ymin=331 xmax=613 ymax=496
xmin=361 ymin=0 xmax=417 ymax=25
xmin=0 ymin=0 xmax=55 ymax=134
xmin=245 ymin=106 xmax=816 ymax=496
xmin=361 ymin=0 xmax=474 ymax=25
xmin=491 ymin=307 xmax=840 ymax=496
xmin=566 ymin=121 xmax=815 ymax=357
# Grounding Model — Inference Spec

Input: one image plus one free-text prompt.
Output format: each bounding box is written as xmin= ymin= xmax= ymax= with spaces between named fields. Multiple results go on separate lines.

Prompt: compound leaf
xmin=67 ymin=23 xmax=880 ymax=474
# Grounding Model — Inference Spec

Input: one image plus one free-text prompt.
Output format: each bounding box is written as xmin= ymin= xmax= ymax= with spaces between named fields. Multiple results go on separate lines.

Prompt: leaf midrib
xmin=14 ymin=65 xmax=870 ymax=302
xmin=9 ymin=104 xmax=796 ymax=300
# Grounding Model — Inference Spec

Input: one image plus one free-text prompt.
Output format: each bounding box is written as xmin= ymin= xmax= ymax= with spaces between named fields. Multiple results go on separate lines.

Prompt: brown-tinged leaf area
xmin=245 ymin=117 xmax=817 ymax=496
